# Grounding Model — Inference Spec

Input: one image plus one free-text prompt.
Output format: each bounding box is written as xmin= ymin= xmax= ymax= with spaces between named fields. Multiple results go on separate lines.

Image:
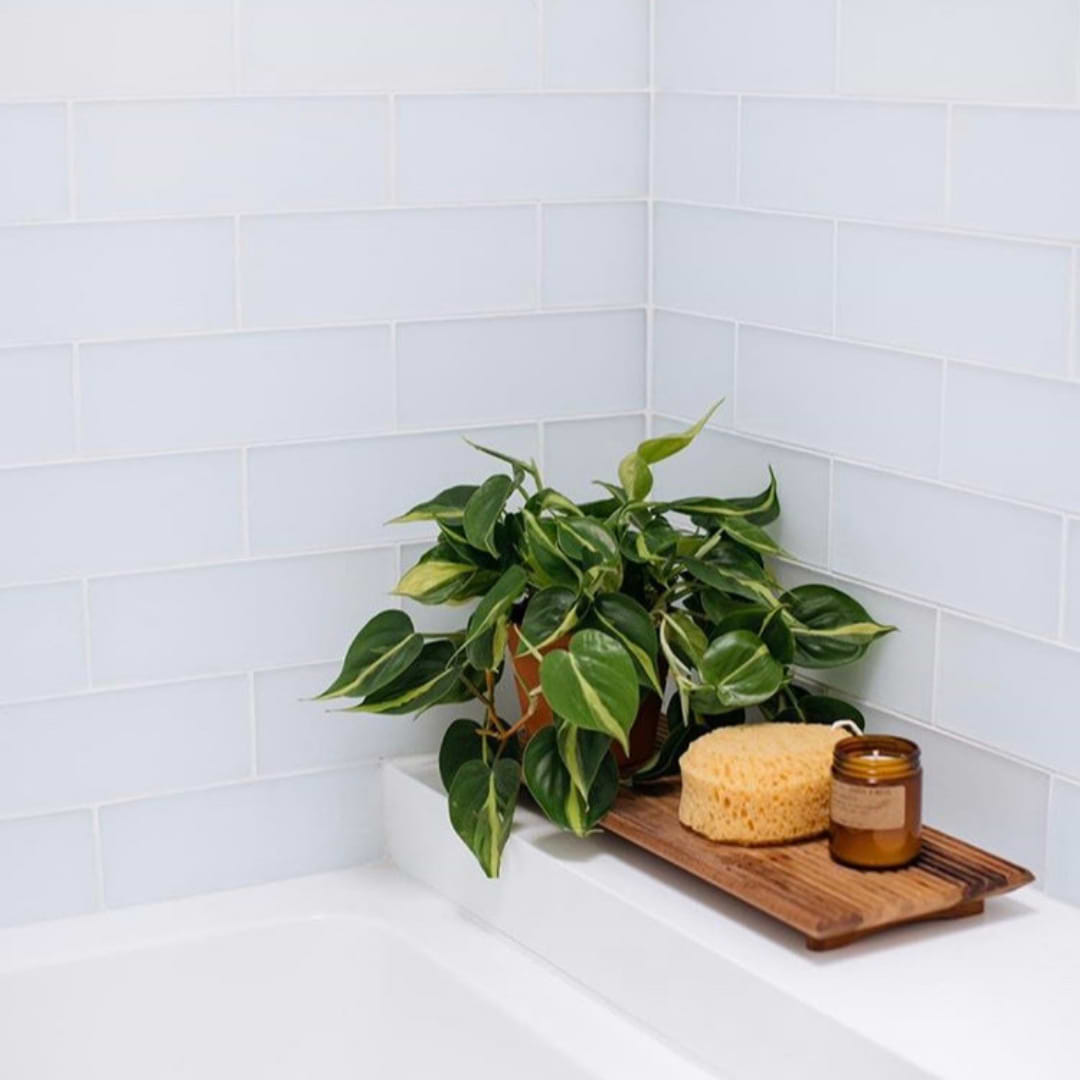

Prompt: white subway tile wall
xmin=654 ymin=0 xmax=1080 ymax=908
xmin=5 ymin=0 xmax=1080 ymax=923
xmin=0 ymin=2 xmax=649 ymax=924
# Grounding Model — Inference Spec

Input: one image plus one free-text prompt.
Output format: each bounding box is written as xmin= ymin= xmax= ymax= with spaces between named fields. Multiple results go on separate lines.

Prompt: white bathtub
xmin=0 ymin=865 xmax=712 ymax=1080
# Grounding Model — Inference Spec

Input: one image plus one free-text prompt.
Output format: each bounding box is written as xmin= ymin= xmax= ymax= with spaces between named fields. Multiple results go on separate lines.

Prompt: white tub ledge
xmin=385 ymin=757 xmax=1077 ymax=1080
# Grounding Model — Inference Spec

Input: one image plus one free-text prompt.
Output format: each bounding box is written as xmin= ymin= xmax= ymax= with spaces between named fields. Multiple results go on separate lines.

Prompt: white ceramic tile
xmin=0 ymin=220 xmax=234 ymax=347
xmin=0 ymin=106 xmax=67 ymax=224
xmin=240 ymin=207 xmax=534 ymax=328
xmin=938 ymin=615 xmax=1080 ymax=778
xmin=652 ymin=94 xmax=738 ymax=205
xmin=0 ymin=453 xmax=243 ymax=585
xmin=864 ymin=709 xmax=1050 ymax=877
xmin=542 ymin=202 xmax=647 ymax=308
xmin=0 ymin=583 xmax=86 ymax=704
xmin=0 ymin=0 xmax=231 ymax=99
xmin=0 ymin=813 xmax=95 ymax=928
xmin=652 ymin=423 xmax=830 ymax=566
xmin=543 ymin=0 xmax=649 ymax=89
xmin=655 ymin=0 xmax=835 ymax=92
xmin=1065 ymin=521 xmax=1080 ymax=646
xmin=775 ymin=564 xmax=937 ymax=722
xmin=737 ymin=327 xmax=942 ymax=475
xmin=397 ymin=310 xmax=645 ymax=428
xmin=951 ymin=107 xmax=1080 ymax=241
xmin=75 ymin=99 xmax=388 ymax=219
xmin=89 ymin=549 xmax=396 ymax=686
xmin=543 ymin=414 xmax=647 ymax=503
xmin=100 ymin=767 xmax=380 ymax=907
xmin=0 ymin=678 xmax=250 ymax=816
xmin=654 ymin=204 xmax=834 ymax=332
xmin=831 ymin=465 xmax=1062 ymax=635
xmin=255 ymin=662 xmax=479 ymax=774
xmin=80 ymin=327 xmax=392 ymax=456
xmin=396 ymin=94 xmax=647 ymax=204
xmin=0 ymin=346 xmax=74 ymax=465
xmin=942 ymin=363 xmax=1080 ymax=511
xmin=1047 ymin=778 xmax=1080 ymax=905
xmin=238 ymin=0 xmax=538 ymax=92
xmin=741 ymin=98 xmax=946 ymax=225
xmin=652 ymin=311 xmax=735 ymax=428
xmin=839 ymin=0 xmax=1078 ymax=103
xmin=836 ymin=224 xmax=1071 ymax=376
xmin=247 ymin=425 xmax=539 ymax=555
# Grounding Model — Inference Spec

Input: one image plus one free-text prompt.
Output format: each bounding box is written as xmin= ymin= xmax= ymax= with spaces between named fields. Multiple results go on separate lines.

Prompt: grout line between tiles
xmin=929 ymin=608 xmax=944 ymax=728
xmin=645 ymin=0 xmax=656 ymax=434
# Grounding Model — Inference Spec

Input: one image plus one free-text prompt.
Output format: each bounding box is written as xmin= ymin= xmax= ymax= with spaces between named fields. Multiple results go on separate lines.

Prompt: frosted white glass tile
xmin=776 ymin=565 xmax=937 ymax=722
xmin=0 ymin=106 xmax=67 ymax=223
xmin=238 ymin=0 xmax=538 ymax=92
xmin=839 ymin=0 xmax=1078 ymax=103
xmin=88 ymin=549 xmax=396 ymax=685
xmin=651 ymin=311 xmax=734 ymax=427
xmin=543 ymin=0 xmax=649 ymax=89
xmin=0 ymin=220 xmax=234 ymax=347
xmin=0 ymin=453 xmax=243 ymax=585
xmin=938 ymin=615 xmax=1080 ymax=777
xmin=655 ymin=0 xmax=835 ymax=92
xmin=0 ymin=678 xmax=250 ymax=815
xmin=0 ymin=813 xmax=95 ymax=928
xmin=75 ymin=99 xmax=388 ymax=218
xmin=240 ymin=208 xmax=535 ymax=328
xmin=1065 ymin=521 xmax=1080 ymax=646
xmin=951 ymin=107 xmax=1080 ymax=241
xmin=737 ymin=328 xmax=942 ymax=475
xmin=397 ymin=311 xmax=645 ymax=429
xmin=0 ymin=346 xmax=74 ymax=465
xmin=0 ymin=583 xmax=86 ymax=705
xmin=866 ymin=710 xmax=1049 ymax=876
xmin=1047 ymin=779 xmax=1080 ymax=905
xmin=396 ymin=94 xmax=647 ymax=204
xmin=0 ymin=0 xmax=232 ymax=99
xmin=543 ymin=415 xmax=647 ymax=504
xmin=741 ymin=98 xmax=946 ymax=225
xmin=831 ymin=465 xmax=1061 ymax=635
xmin=652 ymin=424 xmax=830 ymax=566
xmin=654 ymin=204 xmax=833 ymax=332
xmin=942 ymin=363 xmax=1080 ymax=510
xmin=100 ymin=767 xmax=380 ymax=907
xmin=836 ymin=224 xmax=1071 ymax=376
xmin=652 ymin=94 xmax=738 ymax=205
xmin=255 ymin=663 xmax=478 ymax=774
xmin=247 ymin=425 xmax=539 ymax=555
xmin=542 ymin=202 xmax=647 ymax=308
xmin=81 ymin=327 xmax=392 ymax=456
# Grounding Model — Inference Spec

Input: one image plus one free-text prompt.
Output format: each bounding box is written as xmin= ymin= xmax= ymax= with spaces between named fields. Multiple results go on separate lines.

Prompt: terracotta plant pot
xmin=506 ymin=623 xmax=662 ymax=773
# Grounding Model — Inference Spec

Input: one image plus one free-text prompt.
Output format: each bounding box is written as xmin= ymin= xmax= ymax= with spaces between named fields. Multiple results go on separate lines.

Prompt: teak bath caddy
xmin=601 ymin=779 xmax=1034 ymax=951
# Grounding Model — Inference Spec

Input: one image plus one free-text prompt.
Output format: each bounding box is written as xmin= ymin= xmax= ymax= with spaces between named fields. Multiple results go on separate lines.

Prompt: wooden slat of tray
xmin=602 ymin=780 xmax=1034 ymax=950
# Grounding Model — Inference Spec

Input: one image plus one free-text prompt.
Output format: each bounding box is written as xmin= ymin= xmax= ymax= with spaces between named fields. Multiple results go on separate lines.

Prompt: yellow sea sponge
xmin=678 ymin=723 xmax=846 ymax=844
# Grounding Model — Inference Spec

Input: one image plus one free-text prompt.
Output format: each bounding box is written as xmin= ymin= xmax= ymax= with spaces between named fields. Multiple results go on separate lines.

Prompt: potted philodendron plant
xmin=317 ymin=403 xmax=894 ymax=877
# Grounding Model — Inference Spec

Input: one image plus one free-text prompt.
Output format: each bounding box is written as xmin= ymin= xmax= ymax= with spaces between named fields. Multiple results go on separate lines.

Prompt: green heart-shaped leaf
xmin=721 ymin=515 xmax=787 ymax=557
xmin=555 ymin=721 xmax=611 ymax=800
xmin=463 ymin=474 xmax=515 ymax=556
xmin=461 ymin=565 xmax=528 ymax=670
xmin=448 ymin=758 xmax=521 ymax=878
xmin=522 ymin=726 xmax=618 ymax=837
xmin=591 ymin=593 xmax=661 ymax=692
xmin=698 ymin=629 xmax=785 ymax=709
xmin=783 ymin=585 xmax=895 ymax=669
xmin=668 ymin=467 xmax=779 ymax=526
xmin=517 ymin=587 xmax=579 ymax=654
xmin=348 ymin=640 xmax=463 ymax=716
xmin=539 ymin=629 xmax=638 ymax=753
xmin=315 ymin=610 xmax=424 ymax=700
xmin=391 ymin=484 xmax=478 ymax=524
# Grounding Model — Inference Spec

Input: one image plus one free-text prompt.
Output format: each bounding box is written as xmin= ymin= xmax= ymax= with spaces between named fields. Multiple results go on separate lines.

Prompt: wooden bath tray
xmin=601 ymin=780 xmax=1034 ymax=950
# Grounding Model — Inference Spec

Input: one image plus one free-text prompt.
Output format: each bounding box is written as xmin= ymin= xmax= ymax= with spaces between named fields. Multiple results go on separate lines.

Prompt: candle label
xmin=831 ymin=780 xmax=905 ymax=830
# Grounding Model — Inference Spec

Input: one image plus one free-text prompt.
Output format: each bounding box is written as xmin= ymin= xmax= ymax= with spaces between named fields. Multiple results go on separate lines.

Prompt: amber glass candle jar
xmin=829 ymin=736 xmax=922 ymax=869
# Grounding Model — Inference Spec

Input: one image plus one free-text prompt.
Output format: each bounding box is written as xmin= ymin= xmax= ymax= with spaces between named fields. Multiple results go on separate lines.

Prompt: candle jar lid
xmin=833 ymin=735 xmax=920 ymax=781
